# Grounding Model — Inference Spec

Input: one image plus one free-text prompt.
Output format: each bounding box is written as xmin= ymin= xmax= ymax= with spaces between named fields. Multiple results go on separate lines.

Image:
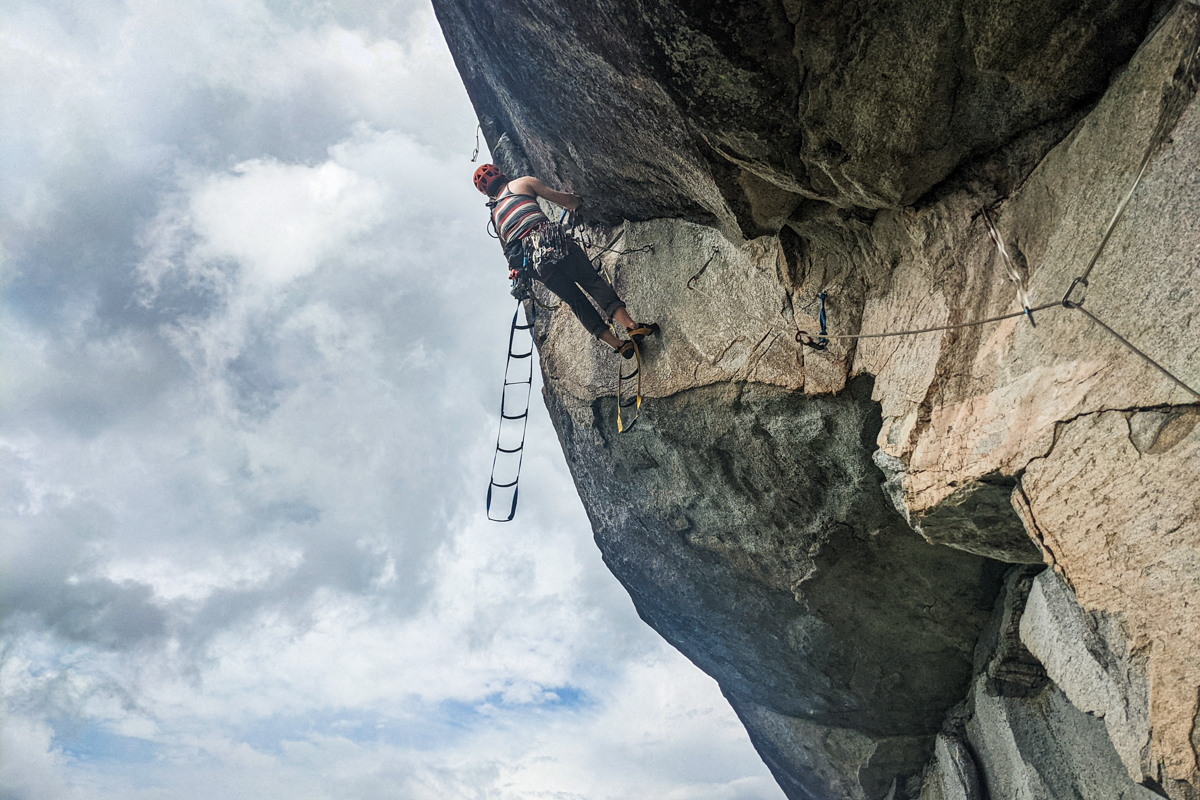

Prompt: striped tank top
xmin=492 ymin=189 xmax=549 ymax=244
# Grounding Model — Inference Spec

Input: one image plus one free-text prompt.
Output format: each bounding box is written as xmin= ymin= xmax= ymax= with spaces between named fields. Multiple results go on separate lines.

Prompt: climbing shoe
xmin=615 ymin=341 xmax=637 ymax=359
xmin=626 ymin=322 xmax=659 ymax=345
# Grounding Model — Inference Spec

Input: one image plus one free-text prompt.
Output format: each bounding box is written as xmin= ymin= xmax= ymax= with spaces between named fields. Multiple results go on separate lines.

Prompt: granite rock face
xmin=918 ymin=735 xmax=981 ymax=800
xmin=951 ymin=568 xmax=1163 ymax=800
xmin=435 ymin=0 xmax=1155 ymax=228
xmin=1020 ymin=569 xmax=1153 ymax=784
xmin=546 ymin=378 xmax=1005 ymax=798
xmin=436 ymin=1 xmax=1200 ymax=798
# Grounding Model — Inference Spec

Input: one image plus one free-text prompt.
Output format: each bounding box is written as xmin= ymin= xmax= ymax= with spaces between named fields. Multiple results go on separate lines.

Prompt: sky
xmin=0 ymin=1 xmax=786 ymax=798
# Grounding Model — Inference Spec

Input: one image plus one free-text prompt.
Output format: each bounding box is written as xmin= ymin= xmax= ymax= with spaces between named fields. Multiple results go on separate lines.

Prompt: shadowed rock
xmin=433 ymin=0 xmax=1153 ymax=231
xmin=546 ymin=377 xmax=1006 ymax=798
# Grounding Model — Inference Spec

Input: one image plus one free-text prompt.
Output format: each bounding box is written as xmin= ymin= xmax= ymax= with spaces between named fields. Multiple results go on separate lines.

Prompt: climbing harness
xmin=795 ymin=291 xmax=829 ymax=350
xmin=616 ymin=339 xmax=643 ymax=433
xmin=1072 ymin=304 xmax=1198 ymax=399
xmin=522 ymin=222 xmax=571 ymax=277
xmin=486 ymin=303 xmax=536 ymax=522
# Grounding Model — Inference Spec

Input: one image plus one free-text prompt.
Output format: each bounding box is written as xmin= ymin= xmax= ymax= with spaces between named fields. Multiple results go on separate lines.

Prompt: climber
xmin=474 ymin=163 xmax=657 ymax=357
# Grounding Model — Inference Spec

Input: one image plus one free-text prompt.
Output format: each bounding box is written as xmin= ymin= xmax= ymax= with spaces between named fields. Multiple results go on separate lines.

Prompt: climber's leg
xmin=612 ymin=307 xmax=637 ymax=330
xmin=555 ymin=243 xmax=626 ymax=320
xmin=540 ymin=241 xmax=656 ymax=355
xmin=555 ymin=242 xmax=659 ymax=341
xmin=540 ymin=261 xmax=628 ymax=355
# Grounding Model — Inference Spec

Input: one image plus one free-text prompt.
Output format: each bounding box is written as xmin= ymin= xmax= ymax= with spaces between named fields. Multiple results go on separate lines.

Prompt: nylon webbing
xmin=616 ymin=340 xmax=643 ymax=433
xmin=486 ymin=303 xmax=536 ymax=522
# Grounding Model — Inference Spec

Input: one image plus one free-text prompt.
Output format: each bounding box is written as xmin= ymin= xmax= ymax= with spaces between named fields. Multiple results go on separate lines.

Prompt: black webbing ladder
xmin=486 ymin=302 xmax=536 ymax=521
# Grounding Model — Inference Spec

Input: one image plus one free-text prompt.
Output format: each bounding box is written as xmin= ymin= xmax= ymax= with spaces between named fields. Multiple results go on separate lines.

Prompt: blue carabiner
xmin=817 ymin=291 xmax=828 ymax=348
xmin=797 ymin=292 xmax=830 ymax=350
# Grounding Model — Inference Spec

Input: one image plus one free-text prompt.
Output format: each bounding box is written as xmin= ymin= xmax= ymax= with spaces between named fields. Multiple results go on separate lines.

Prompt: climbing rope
xmin=795 ymin=291 xmax=829 ymax=350
xmin=575 ymin=226 xmax=655 ymax=281
xmin=486 ymin=302 xmax=536 ymax=522
xmin=684 ymin=233 xmax=1053 ymax=346
xmin=804 ymin=302 xmax=1062 ymax=342
xmin=1070 ymin=144 xmax=1157 ymax=293
xmin=681 ymin=142 xmax=1198 ymax=400
xmin=797 ymin=131 xmax=1198 ymax=397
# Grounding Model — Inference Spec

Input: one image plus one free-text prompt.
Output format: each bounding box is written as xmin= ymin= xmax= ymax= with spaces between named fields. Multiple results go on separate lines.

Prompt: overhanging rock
xmin=545 ymin=377 xmax=1006 ymax=798
xmin=437 ymin=0 xmax=1200 ymax=796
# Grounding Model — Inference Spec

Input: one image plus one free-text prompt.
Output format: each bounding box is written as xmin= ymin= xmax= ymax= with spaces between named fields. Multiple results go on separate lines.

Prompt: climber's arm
xmin=510 ymin=176 xmax=580 ymax=210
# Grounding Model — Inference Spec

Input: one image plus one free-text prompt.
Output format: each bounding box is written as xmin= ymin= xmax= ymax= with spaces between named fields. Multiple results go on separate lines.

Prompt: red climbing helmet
xmin=473 ymin=163 xmax=507 ymax=195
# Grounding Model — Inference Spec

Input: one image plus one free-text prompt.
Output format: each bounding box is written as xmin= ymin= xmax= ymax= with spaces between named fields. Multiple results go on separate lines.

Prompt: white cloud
xmin=189 ymin=158 xmax=385 ymax=287
xmin=0 ymin=714 xmax=78 ymax=800
xmin=102 ymin=544 xmax=306 ymax=604
xmin=0 ymin=0 xmax=785 ymax=798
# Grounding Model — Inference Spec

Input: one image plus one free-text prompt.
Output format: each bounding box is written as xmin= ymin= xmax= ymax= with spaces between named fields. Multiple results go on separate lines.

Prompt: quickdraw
xmin=559 ymin=206 xmax=578 ymax=234
xmin=795 ymin=291 xmax=829 ymax=350
xmin=510 ymin=253 xmax=560 ymax=310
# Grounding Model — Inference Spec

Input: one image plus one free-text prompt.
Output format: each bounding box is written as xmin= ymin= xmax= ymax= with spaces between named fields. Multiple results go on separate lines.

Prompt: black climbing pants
xmin=538 ymin=240 xmax=625 ymax=339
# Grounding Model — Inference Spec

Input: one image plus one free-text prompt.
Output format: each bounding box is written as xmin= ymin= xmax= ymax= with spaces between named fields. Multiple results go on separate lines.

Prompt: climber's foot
xmin=626 ymin=322 xmax=659 ymax=345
